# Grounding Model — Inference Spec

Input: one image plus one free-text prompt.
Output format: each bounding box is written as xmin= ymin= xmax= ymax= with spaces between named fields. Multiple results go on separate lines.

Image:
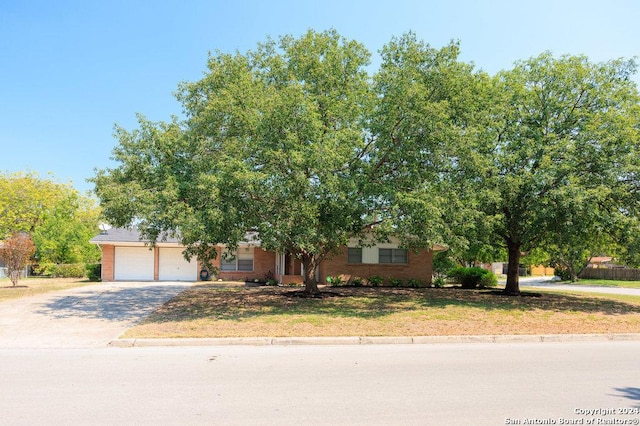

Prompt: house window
xmin=378 ymin=248 xmax=408 ymax=264
xmin=347 ymin=247 xmax=362 ymax=264
xmin=220 ymin=247 xmax=254 ymax=271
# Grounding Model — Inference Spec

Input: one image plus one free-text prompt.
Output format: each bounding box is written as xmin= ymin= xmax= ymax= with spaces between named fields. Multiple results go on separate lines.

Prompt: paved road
xmin=0 ymin=282 xmax=192 ymax=348
xmin=0 ymin=342 xmax=639 ymax=425
xmin=513 ymin=276 xmax=640 ymax=296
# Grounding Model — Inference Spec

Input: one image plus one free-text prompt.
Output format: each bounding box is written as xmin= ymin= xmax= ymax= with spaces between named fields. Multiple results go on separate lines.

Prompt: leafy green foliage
xmin=36 ymin=263 xmax=86 ymax=278
xmin=91 ymin=30 xmax=640 ymax=298
xmin=349 ymin=276 xmax=364 ymax=287
xmin=389 ymin=278 xmax=403 ymax=287
xmin=448 ymin=267 xmax=497 ymax=289
xmin=450 ymin=53 xmax=640 ymax=294
xmin=326 ymin=275 xmax=344 ymax=287
xmin=0 ymin=172 xmax=101 ymax=267
xmin=407 ymin=278 xmax=423 ymax=288
xmin=367 ymin=275 xmax=384 ymax=287
xmin=86 ymin=263 xmax=102 ymax=281
xmin=0 ymin=172 xmax=71 ymax=238
xmin=32 ymin=192 xmax=101 ymax=265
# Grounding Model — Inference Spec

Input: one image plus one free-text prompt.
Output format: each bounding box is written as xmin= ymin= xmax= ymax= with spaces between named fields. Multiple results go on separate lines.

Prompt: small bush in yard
xmin=389 ymin=278 xmax=403 ymax=287
xmin=326 ymin=275 xmax=344 ymax=287
xmin=433 ymin=277 xmax=445 ymax=288
xmin=448 ymin=267 xmax=497 ymax=289
xmin=368 ymin=275 xmax=383 ymax=287
xmin=37 ymin=262 xmax=86 ymax=278
xmin=480 ymin=271 xmax=498 ymax=287
xmin=86 ymin=263 xmax=101 ymax=281
xmin=350 ymin=276 xmax=363 ymax=287
xmin=407 ymin=278 xmax=423 ymax=288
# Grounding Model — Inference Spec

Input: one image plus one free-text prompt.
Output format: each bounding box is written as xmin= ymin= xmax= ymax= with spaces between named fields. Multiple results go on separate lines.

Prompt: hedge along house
xmin=91 ymin=227 xmax=441 ymax=285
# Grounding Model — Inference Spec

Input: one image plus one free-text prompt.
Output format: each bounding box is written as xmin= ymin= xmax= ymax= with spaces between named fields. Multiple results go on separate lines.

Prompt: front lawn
xmin=123 ymin=284 xmax=640 ymax=338
xmin=0 ymin=277 xmax=91 ymax=302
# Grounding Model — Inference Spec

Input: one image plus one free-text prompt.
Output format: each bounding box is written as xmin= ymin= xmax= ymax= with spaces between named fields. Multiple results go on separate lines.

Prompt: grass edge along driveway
xmin=0 ymin=277 xmax=92 ymax=303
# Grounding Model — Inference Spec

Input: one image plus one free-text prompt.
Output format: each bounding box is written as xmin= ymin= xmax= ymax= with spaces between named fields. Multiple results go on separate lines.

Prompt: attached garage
xmin=114 ymin=246 xmax=155 ymax=281
xmin=158 ymin=247 xmax=197 ymax=281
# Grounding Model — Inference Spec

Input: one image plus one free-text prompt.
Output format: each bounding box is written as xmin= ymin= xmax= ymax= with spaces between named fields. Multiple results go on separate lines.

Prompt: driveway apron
xmin=0 ymin=282 xmax=192 ymax=348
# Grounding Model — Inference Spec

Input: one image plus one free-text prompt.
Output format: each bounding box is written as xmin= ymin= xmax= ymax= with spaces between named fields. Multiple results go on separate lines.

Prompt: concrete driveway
xmin=0 ymin=282 xmax=192 ymax=349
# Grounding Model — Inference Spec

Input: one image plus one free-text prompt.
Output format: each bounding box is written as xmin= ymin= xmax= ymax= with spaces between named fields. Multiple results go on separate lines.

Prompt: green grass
xmin=559 ymin=279 xmax=640 ymax=289
xmin=123 ymin=285 xmax=640 ymax=338
xmin=0 ymin=277 xmax=91 ymax=302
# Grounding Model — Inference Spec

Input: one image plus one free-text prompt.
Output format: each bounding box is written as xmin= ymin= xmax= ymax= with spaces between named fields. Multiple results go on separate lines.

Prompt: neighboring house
xmin=586 ymin=256 xmax=625 ymax=269
xmin=90 ymin=227 xmax=441 ymax=285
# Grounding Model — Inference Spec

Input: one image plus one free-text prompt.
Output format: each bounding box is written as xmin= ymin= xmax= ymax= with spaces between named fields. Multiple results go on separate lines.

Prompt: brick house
xmin=90 ymin=227 xmax=440 ymax=285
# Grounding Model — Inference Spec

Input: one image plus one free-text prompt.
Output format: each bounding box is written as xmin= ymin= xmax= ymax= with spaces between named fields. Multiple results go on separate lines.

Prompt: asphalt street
xmin=0 ymin=342 xmax=639 ymax=425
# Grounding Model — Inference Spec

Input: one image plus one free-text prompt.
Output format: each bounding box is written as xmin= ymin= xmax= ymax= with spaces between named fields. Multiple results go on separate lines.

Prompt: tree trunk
xmin=301 ymin=254 xmax=320 ymax=295
xmin=504 ymin=240 xmax=521 ymax=295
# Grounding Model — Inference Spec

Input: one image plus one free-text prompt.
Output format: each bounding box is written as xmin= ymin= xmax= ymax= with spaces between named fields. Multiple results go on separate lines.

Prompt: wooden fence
xmin=579 ymin=268 xmax=640 ymax=281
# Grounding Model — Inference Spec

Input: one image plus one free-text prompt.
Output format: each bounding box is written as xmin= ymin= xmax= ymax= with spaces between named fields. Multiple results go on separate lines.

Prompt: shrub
xmin=553 ymin=266 xmax=573 ymax=282
xmin=389 ymin=278 xmax=403 ymax=287
xmin=326 ymin=275 xmax=344 ymax=287
xmin=407 ymin=278 xmax=423 ymax=288
xmin=86 ymin=263 xmax=101 ymax=281
xmin=480 ymin=271 xmax=498 ymax=288
xmin=448 ymin=267 xmax=496 ymax=289
xmin=367 ymin=275 xmax=383 ymax=287
xmin=350 ymin=276 xmax=363 ymax=287
xmin=433 ymin=277 xmax=446 ymax=288
xmin=37 ymin=263 xmax=86 ymax=278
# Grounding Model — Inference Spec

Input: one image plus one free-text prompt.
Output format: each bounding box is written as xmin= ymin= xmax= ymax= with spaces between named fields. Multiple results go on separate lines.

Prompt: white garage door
xmin=114 ymin=247 xmax=154 ymax=281
xmin=158 ymin=248 xmax=197 ymax=281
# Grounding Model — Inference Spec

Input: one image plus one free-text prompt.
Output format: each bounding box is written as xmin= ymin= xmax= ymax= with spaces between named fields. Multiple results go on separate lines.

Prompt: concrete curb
xmin=109 ymin=333 xmax=640 ymax=347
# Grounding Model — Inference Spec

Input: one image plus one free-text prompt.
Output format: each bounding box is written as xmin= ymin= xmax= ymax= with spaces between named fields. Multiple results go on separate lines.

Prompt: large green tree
xmin=0 ymin=172 xmax=69 ymax=238
xmin=32 ymin=192 xmax=102 ymax=266
xmin=95 ymin=30 xmax=440 ymax=294
xmin=0 ymin=172 xmax=101 ymax=269
xmin=371 ymin=33 xmax=502 ymax=266
xmin=461 ymin=53 xmax=640 ymax=294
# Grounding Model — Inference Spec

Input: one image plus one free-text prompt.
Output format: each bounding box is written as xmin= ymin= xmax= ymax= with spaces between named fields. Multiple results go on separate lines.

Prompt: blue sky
xmin=1 ymin=0 xmax=639 ymax=194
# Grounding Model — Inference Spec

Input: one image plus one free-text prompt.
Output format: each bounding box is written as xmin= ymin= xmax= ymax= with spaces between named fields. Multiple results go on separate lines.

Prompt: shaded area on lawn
xmin=34 ymin=284 xmax=190 ymax=322
xmin=141 ymin=284 xmax=640 ymax=324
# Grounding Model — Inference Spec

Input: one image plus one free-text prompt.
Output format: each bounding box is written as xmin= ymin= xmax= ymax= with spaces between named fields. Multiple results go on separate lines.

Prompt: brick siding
xmin=319 ymin=246 xmax=433 ymax=285
xmin=101 ymin=244 xmax=115 ymax=281
xmin=213 ymin=247 xmax=276 ymax=282
xmin=99 ymin=243 xmax=433 ymax=284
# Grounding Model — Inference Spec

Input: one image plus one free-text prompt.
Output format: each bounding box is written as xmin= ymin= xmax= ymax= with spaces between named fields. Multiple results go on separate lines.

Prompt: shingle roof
xmin=89 ymin=227 xmax=181 ymax=244
xmin=89 ymin=227 xmax=261 ymax=246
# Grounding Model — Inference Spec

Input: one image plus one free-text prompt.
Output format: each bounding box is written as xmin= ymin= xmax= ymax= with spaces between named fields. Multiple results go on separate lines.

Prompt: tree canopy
xmin=458 ymin=53 xmax=640 ymax=293
xmin=0 ymin=172 xmax=69 ymax=239
xmin=0 ymin=172 xmax=101 ymax=271
xmin=93 ymin=30 xmax=640 ymax=295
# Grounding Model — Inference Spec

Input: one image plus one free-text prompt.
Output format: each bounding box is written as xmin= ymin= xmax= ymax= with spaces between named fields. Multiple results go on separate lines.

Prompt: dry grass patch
xmin=124 ymin=284 xmax=640 ymax=338
xmin=0 ymin=277 xmax=91 ymax=302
